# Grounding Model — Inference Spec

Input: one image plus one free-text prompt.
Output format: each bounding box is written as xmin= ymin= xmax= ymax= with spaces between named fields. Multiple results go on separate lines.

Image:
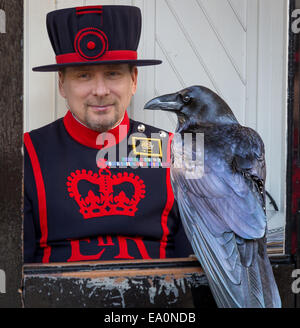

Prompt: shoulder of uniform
xmin=129 ymin=119 xmax=170 ymax=138
xmin=24 ymin=117 xmax=63 ymax=139
xmin=23 ymin=118 xmax=64 ymax=150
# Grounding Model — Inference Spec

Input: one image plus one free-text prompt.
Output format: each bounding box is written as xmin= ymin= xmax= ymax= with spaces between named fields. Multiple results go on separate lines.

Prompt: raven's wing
xmin=171 ymin=127 xmax=281 ymax=308
xmin=232 ymin=126 xmax=266 ymax=209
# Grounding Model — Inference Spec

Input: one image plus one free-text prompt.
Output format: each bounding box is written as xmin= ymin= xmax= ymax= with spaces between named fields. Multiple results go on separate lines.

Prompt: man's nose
xmin=92 ymin=75 xmax=110 ymax=97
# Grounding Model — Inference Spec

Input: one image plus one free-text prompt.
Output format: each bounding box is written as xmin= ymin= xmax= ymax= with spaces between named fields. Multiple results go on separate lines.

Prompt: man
xmin=24 ymin=5 xmax=193 ymax=263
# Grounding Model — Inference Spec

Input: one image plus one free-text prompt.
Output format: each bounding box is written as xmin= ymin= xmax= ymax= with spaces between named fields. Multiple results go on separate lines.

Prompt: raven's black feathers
xmin=145 ymin=85 xmax=281 ymax=308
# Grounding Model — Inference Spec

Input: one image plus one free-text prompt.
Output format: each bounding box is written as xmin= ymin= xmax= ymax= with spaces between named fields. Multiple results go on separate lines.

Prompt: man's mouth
xmin=88 ymin=104 xmax=114 ymax=112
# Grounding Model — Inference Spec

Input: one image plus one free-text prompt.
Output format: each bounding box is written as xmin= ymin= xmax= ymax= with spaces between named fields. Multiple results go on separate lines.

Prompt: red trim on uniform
xmin=56 ymin=50 xmax=138 ymax=64
xmin=167 ymin=133 xmax=174 ymax=164
xmin=76 ymin=10 xmax=103 ymax=15
xmin=24 ymin=133 xmax=51 ymax=263
xmin=76 ymin=6 xmax=103 ymax=11
xmin=63 ymin=110 xmax=130 ymax=150
xmin=159 ymin=133 xmax=174 ymax=258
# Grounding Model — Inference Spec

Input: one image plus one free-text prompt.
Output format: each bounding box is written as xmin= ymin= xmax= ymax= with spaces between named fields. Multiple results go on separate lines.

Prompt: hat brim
xmin=32 ymin=59 xmax=162 ymax=72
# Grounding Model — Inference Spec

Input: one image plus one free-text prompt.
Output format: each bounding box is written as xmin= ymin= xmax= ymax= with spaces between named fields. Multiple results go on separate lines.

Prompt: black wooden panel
xmin=0 ymin=0 xmax=23 ymax=308
xmin=23 ymin=258 xmax=298 ymax=308
xmin=23 ymin=258 xmax=217 ymax=308
xmin=24 ymin=258 xmax=296 ymax=308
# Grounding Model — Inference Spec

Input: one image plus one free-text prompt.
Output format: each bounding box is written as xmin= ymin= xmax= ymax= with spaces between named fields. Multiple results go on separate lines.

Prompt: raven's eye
xmin=182 ymin=95 xmax=191 ymax=104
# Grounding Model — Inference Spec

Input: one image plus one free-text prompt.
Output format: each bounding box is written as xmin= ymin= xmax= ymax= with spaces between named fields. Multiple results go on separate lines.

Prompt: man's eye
xmin=107 ymin=71 xmax=121 ymax=77
xmin=78 ymin=73 xmax=89 ymax=79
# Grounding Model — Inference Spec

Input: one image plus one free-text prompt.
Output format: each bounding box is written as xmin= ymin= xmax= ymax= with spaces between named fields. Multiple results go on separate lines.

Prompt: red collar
xmin=63 ymin=110 xmax=130 ymax=149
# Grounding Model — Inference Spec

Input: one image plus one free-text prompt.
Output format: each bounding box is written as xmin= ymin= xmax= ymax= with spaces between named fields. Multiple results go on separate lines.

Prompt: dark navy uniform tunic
xmin=24 ymin=110 xmax=193 ymax=263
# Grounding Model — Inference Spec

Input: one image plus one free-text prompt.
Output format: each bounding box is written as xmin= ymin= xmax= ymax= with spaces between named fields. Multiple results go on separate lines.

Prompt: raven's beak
xmin=144 ymin=92 xmax=181 ymax=112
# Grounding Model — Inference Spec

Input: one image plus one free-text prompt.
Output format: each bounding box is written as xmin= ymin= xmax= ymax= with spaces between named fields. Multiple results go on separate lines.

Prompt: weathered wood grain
xmin=0 ymin=0 xmax=23 ymax=307
xmin=23 ymin=258 xmax=217 ymax=308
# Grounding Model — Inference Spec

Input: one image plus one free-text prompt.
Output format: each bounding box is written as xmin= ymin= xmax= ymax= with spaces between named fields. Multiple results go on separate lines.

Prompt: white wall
xmin=24 ymin=0 xmax=289 ymax=251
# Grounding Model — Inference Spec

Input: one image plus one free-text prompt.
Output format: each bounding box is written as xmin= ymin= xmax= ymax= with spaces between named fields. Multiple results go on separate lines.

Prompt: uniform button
xmin=137 ymin=124 xmax=146 ymax=133
xmin=159 ymin=131 xmax=167 ymax=138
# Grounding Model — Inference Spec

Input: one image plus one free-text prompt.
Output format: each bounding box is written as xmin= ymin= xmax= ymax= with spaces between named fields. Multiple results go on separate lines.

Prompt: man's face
xmin=59 ymin=64 xmax=138 ymax=132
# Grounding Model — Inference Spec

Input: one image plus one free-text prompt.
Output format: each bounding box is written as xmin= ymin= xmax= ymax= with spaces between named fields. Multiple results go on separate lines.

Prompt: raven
xmin=144 ymin=85 xmax=281 ymax=308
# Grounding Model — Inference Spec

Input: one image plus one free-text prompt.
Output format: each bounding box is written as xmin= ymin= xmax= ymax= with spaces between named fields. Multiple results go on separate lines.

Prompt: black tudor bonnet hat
xmin=33 ymin=5 xmax=162 ymax=71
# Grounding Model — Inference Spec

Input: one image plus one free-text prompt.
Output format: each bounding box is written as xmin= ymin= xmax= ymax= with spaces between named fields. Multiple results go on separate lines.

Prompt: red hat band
xmin=56 ymin=51 xmax=138 ymax=64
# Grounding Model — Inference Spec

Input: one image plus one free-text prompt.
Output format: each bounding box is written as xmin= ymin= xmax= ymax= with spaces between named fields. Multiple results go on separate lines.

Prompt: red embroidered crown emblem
xmin=66 ymin=169 xmax=146 ymax=218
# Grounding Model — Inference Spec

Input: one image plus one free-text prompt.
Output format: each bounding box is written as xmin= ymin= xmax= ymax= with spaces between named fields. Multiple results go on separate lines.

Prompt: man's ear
xmin=58 ymin=71 xmax=66 ymax=98
xmin=131 ymin=67 xmax=138 ymax=96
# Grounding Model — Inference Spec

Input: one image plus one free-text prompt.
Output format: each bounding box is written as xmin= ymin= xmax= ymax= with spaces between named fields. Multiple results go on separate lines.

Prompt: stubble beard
xmin=84 ymin=106 xmax=121 ymax=133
